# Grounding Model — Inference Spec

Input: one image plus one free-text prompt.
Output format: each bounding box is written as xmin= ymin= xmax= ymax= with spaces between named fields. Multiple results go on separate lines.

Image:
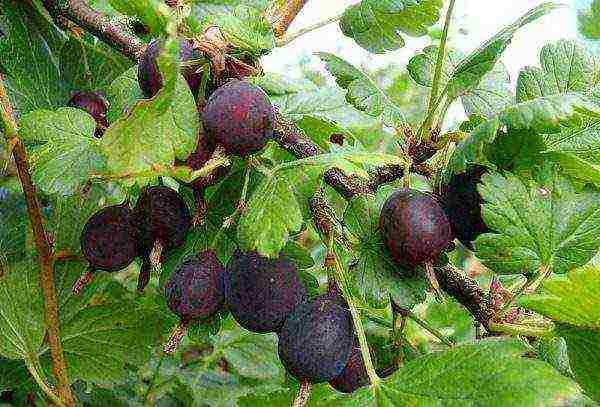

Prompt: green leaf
xmin=237 ymin=153 xmax=403 ymax=257
xmin=106 ymin=66 xmax=144 ymax=124
xmin=100 ymin=39 xmax=199 ymax=186
xmin=407 ymin=46 xmax=513 ymax=118
xmin=578 ymin=0 xmax=600 ymax=40
xmin=343 ymin=186 xmax=428 ymax=308
xmin=461 ymin=62 xmax=513 ymax=119
xmin=474 ymin=169 xmax=600 ymax=275
xmin=517 ymin=40 xmax=597 ymax=102
xmin=556 ymin=325 xmax=600 ymax=402
xmin=215 ymin=330 xmax=283 ymax=380
xmin=59 ymin=36 xmax=132 ymax=92
xmin=519 ymin=266 xmax=600 ymax=402
xmin=0 ymin=260 xmax=44 ymax=360
xmin=108 ymin=0 xmax=172 ymax=35
xmin=519 ymin=266 xmax=600 ymax=328
xmin=544 ymin=108 xmax=600 ymax=187
xmin=449 ymin=3 xmax=563 ymax=98
xmin=339 ymin=0 xmax=443 ymax=54
xmin=0 ymin=188 xmax=30 ymax=262
xmin=20 ymin=108 xmax=106 ymax=196
xmin=317 ymin=53 xmax=406 ymax=128
xmin=204 ymin=5 xmax=275 ymax=55
xmin=449 ymin=93 xmax=599 ymax=175
xmin=49 ymin=184 xmax=124 ymax=255
xmin=375 ymin=339 xmax=584 ymax=405
xmin=0 ymin=1 xmax=66 ymax=114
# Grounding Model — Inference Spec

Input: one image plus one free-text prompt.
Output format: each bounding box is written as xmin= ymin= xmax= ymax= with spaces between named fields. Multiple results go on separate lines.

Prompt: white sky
xmin=263 ymin=0 xmax=580 ymax=85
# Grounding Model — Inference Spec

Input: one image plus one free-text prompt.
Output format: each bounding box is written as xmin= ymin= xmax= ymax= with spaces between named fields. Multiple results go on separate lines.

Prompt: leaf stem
xmin=418 ymin=0 xmax=456 ymax=141
xmin=24 ymin=355 xmax=63 ymax=407
xmin=496 ymin=264 xmax=552 ymax=318
xmin=276 ymin=12 xmax=343 ymax=46
xmin=391 ymin=301 xmax=454 ymax=347
xmin=331 ymin=249 xmax=380 ymax=387
xmin=0 ymin=76 xmax=75 ymax=406
xmin=292 ymin=380 xmax=312 ymax=407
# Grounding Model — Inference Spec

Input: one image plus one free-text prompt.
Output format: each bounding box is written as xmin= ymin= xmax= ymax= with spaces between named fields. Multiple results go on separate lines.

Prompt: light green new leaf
xmin=106 ymin=66 xmax=144 ymax=124
xmin=519 ymin=266 xmax=600 ymax=328
xmin=0 ymin=261 xmax=45 ymax=361
xmin=0 ymin=1 xmax=66 ymax=114
xmin=318 ymin=53 xmax=406 ymax=128
xmin=339 ymin=0 xmax=443 ymax=54
xmin=19 ymin=108 xmax=106 ymax=196
xmin=517 ymin=40 xmax=597 ymax=102
xmin=100 ymin=39 xmax=199 ymax=186
xmin=474 ymin=169 xmax=600 ymax=275
xmin=205 ymin=5 xmax=275 ymax=55
xmin=449 ymin=3 xmax=563 ymax=98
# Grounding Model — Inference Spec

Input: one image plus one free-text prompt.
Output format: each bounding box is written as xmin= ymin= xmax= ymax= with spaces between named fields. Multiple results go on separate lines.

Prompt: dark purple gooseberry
xmin=74 ymin=203 xmax=137 ymax=294
xmin=163 ymin=250 xmax=225 ymax=354
xmin=134 ymin=185 xmax=191 ymax=252
xmin=330 ymin=133 xmax=345 ymax=146
xmin=278 ymin=294 xmax=353 ymax=383
xmin=379 ymin=188 xmax=453 ymax=268
xmin=138 ymin=38 xmax=203 ymax=98
xmin=165 ymin=250 xmax=225 ymax=321
xmin=81 ymin=204 xmax=137 ymax=272
xmin=225 ymin=250 xmax=308 ymax=334
xmin=329 ymin=339 xmax=370 ymax=393
xmin=202 ymin=79 xmax=275 ymax=157
xmin=441 ymin=165 xmax=490 ymax=249
xmin=67 ymin=91 xmax=109 ymax=138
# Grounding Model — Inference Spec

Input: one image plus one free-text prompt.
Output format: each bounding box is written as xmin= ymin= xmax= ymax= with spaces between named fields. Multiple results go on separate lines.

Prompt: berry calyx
xmin=67 ymin=91 xmax=109 ymax=138
xmin=441 ymin=165 xmax=490 ymax=249
xmin=278 ymin=294 xmax=353 ymax=383
xmin=224 ymin=250 xmax=307 ymax=333
xmin=202 ymin=79 xmax=274 ymax=157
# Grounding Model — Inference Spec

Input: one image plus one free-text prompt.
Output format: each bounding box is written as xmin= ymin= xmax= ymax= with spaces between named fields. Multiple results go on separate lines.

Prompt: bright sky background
xmin=263 ymin=0 xmax=582 ymax=86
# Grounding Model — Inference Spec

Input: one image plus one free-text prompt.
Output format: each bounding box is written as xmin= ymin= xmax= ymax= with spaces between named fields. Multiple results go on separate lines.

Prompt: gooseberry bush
xmin=1 ymin=0 xmax=600 ymax=405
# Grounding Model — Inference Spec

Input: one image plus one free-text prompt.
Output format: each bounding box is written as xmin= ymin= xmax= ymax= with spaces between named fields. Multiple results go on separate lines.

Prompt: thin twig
xmin=0 ymin=77 xmax=75 ymax=406
xmin=391 ymin=300 xmax=454 ymax=347
xmin=276 ymin=12 xmax=343 ymax=46
xmin=271 ymin=0 xmax=310 ymax=37
xmin=41 ymin=0 xmax=145 ymax=60
xmin=292 ymin=380 xmax=312 ymax=407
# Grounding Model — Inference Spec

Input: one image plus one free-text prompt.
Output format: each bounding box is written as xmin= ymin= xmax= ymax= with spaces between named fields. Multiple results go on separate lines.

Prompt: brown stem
xmin=271 ymin=0 xmax=310 ymax=37
xmin=292 ymin=379 xmax=312 ymax=407
xmin=434 ymin=265 xmax=493 ymax=330
xmin=72 ymin=268 xmax=95 ymax=296
xmin=164 ymin=320 xmax=189 ymax=355
xmin=41 ymin=0 xmax=145 ymax=60
xmin=0 ymin=78 xmax=75 ymax=406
